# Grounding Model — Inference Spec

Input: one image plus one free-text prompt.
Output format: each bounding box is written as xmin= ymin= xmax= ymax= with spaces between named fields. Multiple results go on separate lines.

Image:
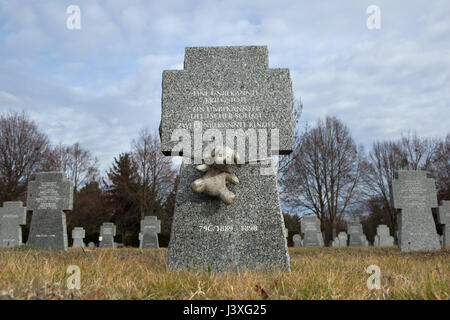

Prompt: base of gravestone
xmin=398 ymin=210 xmax=441 ymax=252
xmin=27 ymin=210 xmax=68 ymax=251
xmin=168 ymin=160 xmax=290 ymax=272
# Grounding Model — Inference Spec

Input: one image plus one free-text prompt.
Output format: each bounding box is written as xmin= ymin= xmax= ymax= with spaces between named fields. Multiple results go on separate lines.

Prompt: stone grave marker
xmin=88 ymin=242 xmax=96 ymax=249
xmin=437 ymin=201 xmax=449 ymax=246
xmin=72 ymin=227 xmax=85 ymax=248
xmin=338 ymin=232 xmax=348 ymax=247
xmin=292 ymin=234 xmax=302 ymax=247
xmin=139 ymin=216 xmax=161 ymax=248
xmin=161 ymin=46 xmax=293 ymax=271
xmin=99 ymin=222 xmax=117 ymax=248
xmin=300 ymin=215 xmax=323 ymax=247
xmin=26 ymin=172 xmax=73 ymax=251
xmin=391 ymin=171 xmax=440 ymax=252
xmin=374 ymin=224 xmax=394 ymax=246
xmin=0 ymin=201 xmax=27 ymax=247
xmin=347 ymin=221 xmax=365 ymax=247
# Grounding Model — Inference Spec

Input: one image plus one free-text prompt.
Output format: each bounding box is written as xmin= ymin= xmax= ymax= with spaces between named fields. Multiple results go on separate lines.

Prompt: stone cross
xmin=292 ymin=234 xmax=302 ymax=247
xmin=437 ymin=201 xmax=450 ymax=246
xmin=374 ymin=224 xmax=394 ymax=246
xmin=300 ymin=215 xmax=324 ymax=247
xmin=72 ymin=227 xmax=85 ymax=248
xmin=99 ymin=222 xmax=117 ymax=248
xmin=26 ymin=172 xmax=73 ymax=251
xmin=139 ymin=216 xmax=161 ymax=248
xmin=161 ymin=46 xmax=293 ymax=272
xmin=0 ymin=201 xmax=27 ymax=247
xmin=347 ymin=221 xmax=365 ymax=247
xmin=391 ymin=170 xmax=440 ymax=252
xmin=337 ymin=232 xmax=348 ymax=247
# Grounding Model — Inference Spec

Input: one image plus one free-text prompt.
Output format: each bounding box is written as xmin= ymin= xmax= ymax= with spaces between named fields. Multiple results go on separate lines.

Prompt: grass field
xmin=0 ymin=246 xmax=448 ymax=300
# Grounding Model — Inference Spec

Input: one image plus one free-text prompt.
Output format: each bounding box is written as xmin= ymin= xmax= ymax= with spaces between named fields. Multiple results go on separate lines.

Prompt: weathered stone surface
xmin=292 ymin=234 xmax=302 ymax=247
xmin=374 ymin=224 xmax=394 ymax=246
xmin=160 ymin=46 xmax=294 ymax=160
xmin=168 ymin=160 xmax=290 ymax=271
xmin=163 ymin=46 xmax=292 ymax=272
xmin=391 ymin=170 xmax=440 ymax=252
xmin=437 ymin=201 xmax=450 ymax=246
xmin=99 ymin=223 xmax=117 ymax=248
xmin=139 ymin=216 xmax=161 ymax=248
xmin=26 ymin=172 xmax=73 ymax=251
xmin=0 ymin=201 xmax=27 ymax=247
xmin=347 ymin=222 xmax=365 ymax=247
xmin=72 ymin=227 xmax=85 ymax=248
xmin=300 ymin=215 xmax=323 ymax=247
xmin=337 ymin=232 xmax=348 ymax=247
xmin=87 ymin=242 xmax=96 ymax=248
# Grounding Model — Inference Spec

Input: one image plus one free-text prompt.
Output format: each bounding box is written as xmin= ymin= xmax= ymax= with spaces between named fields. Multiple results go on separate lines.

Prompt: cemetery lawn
xmin=0 ymin=246 xmax=448 ymax=300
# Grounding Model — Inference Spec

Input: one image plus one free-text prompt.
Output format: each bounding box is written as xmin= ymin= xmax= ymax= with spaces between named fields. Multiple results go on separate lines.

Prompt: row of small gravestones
xmin=0 ymin=172 xmax=161 ymax=250
xmin=289 ymin=216 xmax=394 ymax=248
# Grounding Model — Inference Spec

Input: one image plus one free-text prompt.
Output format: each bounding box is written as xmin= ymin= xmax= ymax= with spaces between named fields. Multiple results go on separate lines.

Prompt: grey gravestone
xmin=337 ymin=232 xmax=348 ymax=247
xmin=391 ymin=171 xmax=440 ymax=252
xmin=26 ymin=172 xmax=73 ymax=251
xmin=347 ymin=222 xmax=365 ymax=247
xmin=331 ymin=238 xmax=339 ymax=247
xmin=374 ymin=224 xmax=394 ymax=246
xmin=139 ymin=216 xmax=161 ymax=248
xmin=437 ymin=201 xmax=450 ymax=246
xmin=300 ymin=215 xmax=323 ymax=247
xmin=99 ymin=222 xmax=117 ymax=248
xmin=0 ymin=201 xmax=27 ymax=247
xmin=72 ymin=227 xmax=85 ymax=248
xmin=292 ymin=234 xmax=302 ymax=248
xmin=162 ymin=46 xmax=293 ymax=272
xmin=88 ymin=242 xmax=96 ymax=248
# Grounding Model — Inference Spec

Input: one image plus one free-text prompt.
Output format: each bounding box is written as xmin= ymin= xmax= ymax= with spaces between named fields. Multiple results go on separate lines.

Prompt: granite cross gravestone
xmin=99 ymin=222 xmax=117 ymax=248
xmin=139 ymin=216 xmax=161 ymax=248
xmin=26 ymin=172 xmax=73 ymax=251
xmin=337 ymin=232 xmax=348 ymax=247
xmin=300 ymin=215 xmax=324 ymax=247
xmin=347 ymin=222 xmax=365 ymax=247
xmin=0 ymin=201 xmax=27 ymax=247
xmin=437 ymin=201 xmax=450 ymax=246
xmin=391 ymin=170 xmax=440 ymax=252
xmin=374 ymin=224 xmax=394 ymax=246
xmin=161 ymin=46 xmax=293 ymax=271
xmin=292 ymin=234 xmax=302 ymax=247
xmin=72 ymin=227 xmax=85 ymax=248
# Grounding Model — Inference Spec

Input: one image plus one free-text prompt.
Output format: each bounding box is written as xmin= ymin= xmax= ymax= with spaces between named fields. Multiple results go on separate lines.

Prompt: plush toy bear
xmin=191 ymin=146 xmax=241 ymax=205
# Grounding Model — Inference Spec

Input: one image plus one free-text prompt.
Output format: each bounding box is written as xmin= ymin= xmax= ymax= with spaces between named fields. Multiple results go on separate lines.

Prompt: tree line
xmin=1 ymin=109 xmax=448 ymax=247
xmin=279 ymin=101 xmax=449 ymax=245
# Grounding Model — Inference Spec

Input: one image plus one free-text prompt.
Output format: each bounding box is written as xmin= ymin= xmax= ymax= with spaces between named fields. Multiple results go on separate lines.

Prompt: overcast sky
xmin=0 ymin=0 xmax=449 ymax=172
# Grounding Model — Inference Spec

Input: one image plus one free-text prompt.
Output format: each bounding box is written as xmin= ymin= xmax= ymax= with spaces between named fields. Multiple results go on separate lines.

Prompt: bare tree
xmin=0 ymin=111 xmax=50 ymax=201
xmin=131 ymin=128 xmax=177 ymax=220
xmin=49 ymin=142 xmax=99 ymax=191
xmin=279 ymin=116 xmax=365 ymax=242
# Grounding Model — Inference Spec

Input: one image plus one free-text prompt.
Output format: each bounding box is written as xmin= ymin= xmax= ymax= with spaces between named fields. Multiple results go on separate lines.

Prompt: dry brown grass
xmin=0 ymin=246 xmax=448 ymax=300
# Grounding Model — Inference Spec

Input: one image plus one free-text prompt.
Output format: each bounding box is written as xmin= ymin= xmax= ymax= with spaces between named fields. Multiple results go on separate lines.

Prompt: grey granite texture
xmin=99 ymin=222 xmax=117 ymax=248
xmin=437 ymin=200 xmax=450 ymax=246
xmin=347 ymin=222 xmax=365 ymax=247
xmin=300 ymin=215 xmax=323 ymax=247
xmin=292 ymin=234 xmax=302 ymax=247
xmin=72 ymin=227 xmax=85 ymax=248
xmin=374 ymin=224 xmax=394 ymax=246
xmin=160 ymin=46 xmax=294 ymax=161
xmin=139 ymin=216 xmax=161 ymax=248
xmin=0 ymin=201 xmax=26 ymax=247
xmin=391 ymin=170 xmax=440 ymax=252
xmin=167 ymin=159 xmax=290 ymax=272
xmin=26 ymin=172 xmax=73 ymax=251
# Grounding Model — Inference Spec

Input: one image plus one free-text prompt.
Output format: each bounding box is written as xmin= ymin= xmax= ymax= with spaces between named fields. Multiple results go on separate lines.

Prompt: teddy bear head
xmin=209 ymin=146 xmax=241 ymax=171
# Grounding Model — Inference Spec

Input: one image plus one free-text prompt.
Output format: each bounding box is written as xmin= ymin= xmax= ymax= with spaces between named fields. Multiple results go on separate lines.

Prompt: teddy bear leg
xmin=191 ymin=178 xmax=206 ymax=193
xmin=219 ymin=189 xmax=236 ymax=205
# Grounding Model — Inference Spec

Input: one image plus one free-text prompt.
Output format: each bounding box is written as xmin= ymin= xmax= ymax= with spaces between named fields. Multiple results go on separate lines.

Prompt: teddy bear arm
xmin=196 ymin=164 xmax=209 ymax=172
xmin=226 ymin=173 xmax=239 ymax=185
